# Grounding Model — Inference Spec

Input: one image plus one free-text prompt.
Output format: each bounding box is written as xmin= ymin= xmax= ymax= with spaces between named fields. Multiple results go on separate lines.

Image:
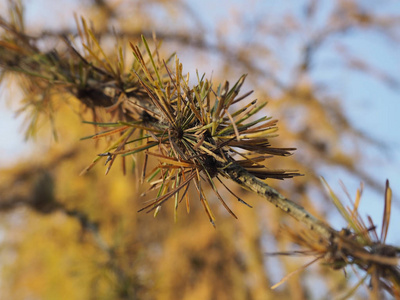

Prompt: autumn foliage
xmin=0 ymin=1 xmax=399 ymax=299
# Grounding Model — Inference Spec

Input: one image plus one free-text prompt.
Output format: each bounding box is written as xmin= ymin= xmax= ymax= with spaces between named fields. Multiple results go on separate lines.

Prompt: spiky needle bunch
xmin=82 ymin=36 xmax=299 ymax=225
xmin=0 ymin=12 xmax=299 ymax=225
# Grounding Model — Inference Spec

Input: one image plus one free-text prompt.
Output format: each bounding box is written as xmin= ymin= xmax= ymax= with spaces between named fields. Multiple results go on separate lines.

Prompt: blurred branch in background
xmin=0 ymin=149 xmax=144 ymax=298
xmin=0 ymin=0 xmax=399 ymax=299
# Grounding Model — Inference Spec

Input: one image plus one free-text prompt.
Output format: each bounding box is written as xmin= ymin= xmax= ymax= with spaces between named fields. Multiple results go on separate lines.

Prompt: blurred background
xmin=0 ymin=0 xmax=399 ymax=299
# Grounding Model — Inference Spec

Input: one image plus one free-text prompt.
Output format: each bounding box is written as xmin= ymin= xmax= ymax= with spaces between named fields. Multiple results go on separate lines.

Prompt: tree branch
xmin=224 ymin=163 xmax=336 ymax=241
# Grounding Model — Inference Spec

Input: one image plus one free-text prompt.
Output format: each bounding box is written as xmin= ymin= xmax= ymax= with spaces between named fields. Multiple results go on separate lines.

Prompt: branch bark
xmin=225 ymin=163 xmax=336 ymax=241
